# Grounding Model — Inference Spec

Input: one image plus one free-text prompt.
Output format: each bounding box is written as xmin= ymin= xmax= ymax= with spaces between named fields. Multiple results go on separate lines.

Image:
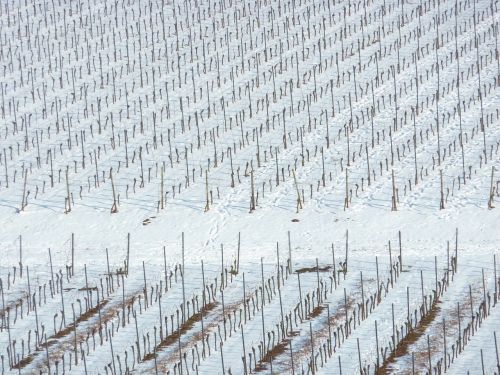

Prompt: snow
xmin=1 ymin=0 xmax=500 ymax=373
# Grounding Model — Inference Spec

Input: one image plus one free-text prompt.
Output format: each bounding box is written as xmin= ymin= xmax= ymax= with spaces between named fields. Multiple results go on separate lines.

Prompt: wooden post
xmin=19 ymin=235 xmax=22 ymax=278
xmin=366 ymin=143 xmax=371 ymax=186
xmin=321 ymin=147 xmax=325 ymax=187
xmin=60 ymin=277 xmax=66 ymax=326
xmin=220 ymin=243 xmax=225 ymax=291
xmin=127 ymin=233 xmax=130 ymax=277
xmin=443 ymin=318 xmax=447 ymax=370
xmin=242 ymin=272 xmax=247 ymax=325
xmin=315 ymin=258 xmax=321 ymax=302
xmin=325 ymin=109 xmax=330 ymax=148
xmin=3 ymin=148 xmax=8 ymax=188
xmin=375 ymin=320 xmax=380 ymax=370
xmin=249 ymin=169 xmax=256 ymax=212
xmin=84 ymin=264 xmax=91 ymax=309
xmin=447 ymin=242 xmax=450 ymax=286
xmin=494 ymin=331 xmax=499 ymax=372
xmin=122 ymin=274 xmax=126 ymax=328
xmin=49 ymin=248 xmax=55 ymax=296
xmin=282 ymin=107 xmax=287 ymax=149
xmin=412 ymin=107 xmax=418 ymax=185
xmin=435 ymin=6 xmax=441 ymax=168
xmin=241 ymin=327 xmax=247 ymax=375
xmin=82 ymin=345 xmax=88 ymax=374
xmin=205 ymin=170 xmax=210 ymax=212
xmin=407 ymin=287 xmax=410 ymax=326
xmin=357 ymin=338 xmax=362 ymax=374
xmin=288 ymin=231 xmax=293 ymax=274
xmin=143 ymin=261 xmax=148 ymax=309
xmin=472 ymin=0 xmax=488 ymax=163
xmin=345 ymin=230 xmax=349 ymax=273
xmin=237 ymin=232 xmax=241 ymax=273
xmin=470 ymin=285 xmax=475 ymax=334
xmin=229 ymin=147 xmax=235 ymax=188
xmin=435 ymin=256 xmax=438 ymax=298
xmin=110 ymin=167 xmax=118 ymax=213
xmin=182 ymin=233 xmax=186 ymax=323
xmin=454 ymin=0 xmax=466 ymax=183
xmin=391 ymin=169 xmax=397 ymax=211
xmin=399 ymin=231 xmax=403 ymax=271
xmin=482 ymin=268 xmax=487 ymax=308
xmin=49 ymin=148 xmax=54 ymax=187
xmin=344 ymin=168 xmax=349 ymax=210
xmin=332 ymin=244 xmax=337 ymax=289
xmin=31 ymin=269 xmax=40 ymax=347
xmin=292 ymin=170 xmax=303 ymax=212
xmin=72 ymin=304 xmax=78 ymax=365
xmin=21 ymin=169 xmax=28 ymax=211
xmin=439 ymin=169 xmax=445 ymax=210
xmin=256 ymin=126 xmax=261 ymax=167
xmin=298 ymin=272 xmax=304 ymax=318
xmin=458 ymin=303 xmax=462 ymax=353
xmin=344 ymin=288 xmax=348 ymax=337
xmin=154 ymin=327 xmax=159 ymax=375
xmin=488 ymin=166 xmax=495 ymax=209
xmin=481 ymin=349 xmax=485 ymax=375
xmin=392 ymin=303 xmax=396 ymax=350
xmin=133 ymin=310 xmax=141 ymax=362
xmin=177 ymin=312 xmax=183 ymax=374
xmin=427 ymin=335 xmax=432 ymax=375
xmin=65 ymin=166 xmax=71 ymax=213
xmin=71 ymin=233 xmax=74 ymax=277
xmin=0 ymin=279 xmax=12 ymax=367
xmin=161 ymin=166 xmax=165 ymax=210
xmin=201 ymin=261 xmax=206 ymax=357
xmin=327 ymin=305 xmax=332 ymax=354
xmin=260 ymin=257 xmax=266 ymax=357
xmin=45 ymin=334 xmax=50 ymax=374
xmin=275 ymin=147 xmax=280 ymax=186
xmin=309 ymin=321 xmax=315 ymax=374
xmin=389 ymin=241 xmax=393 ymax=288
xmin=360 ymin=272 xmax=365 ymax=320
xmin=376 ymin=256 xmax=380 ymax=303
xmin=494 ymin=255 xmax=498 ymax=306
xmin=220 ymin=341 xmax=225 ymax=375
xmin=185 ymin=147 xmax=189 ymax=187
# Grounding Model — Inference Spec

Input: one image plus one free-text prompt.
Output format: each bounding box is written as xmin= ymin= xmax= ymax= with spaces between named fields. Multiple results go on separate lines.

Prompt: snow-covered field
xmin=1 ymin=0 xmax=500 ymax=373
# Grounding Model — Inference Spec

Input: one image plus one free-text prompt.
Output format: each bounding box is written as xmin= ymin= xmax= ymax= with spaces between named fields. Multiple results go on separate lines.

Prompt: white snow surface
xmin=0 ymin=0 xmax=500 ymax=373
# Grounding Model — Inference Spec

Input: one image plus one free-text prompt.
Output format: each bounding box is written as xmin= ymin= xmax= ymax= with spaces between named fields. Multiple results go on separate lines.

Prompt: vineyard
xmin=0 ymin=0 xmax=499 ymax=373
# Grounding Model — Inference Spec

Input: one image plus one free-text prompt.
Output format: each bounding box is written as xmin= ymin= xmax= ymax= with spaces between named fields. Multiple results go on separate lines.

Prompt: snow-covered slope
xmin=1 ymin=0 xmax=499 ymax=373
